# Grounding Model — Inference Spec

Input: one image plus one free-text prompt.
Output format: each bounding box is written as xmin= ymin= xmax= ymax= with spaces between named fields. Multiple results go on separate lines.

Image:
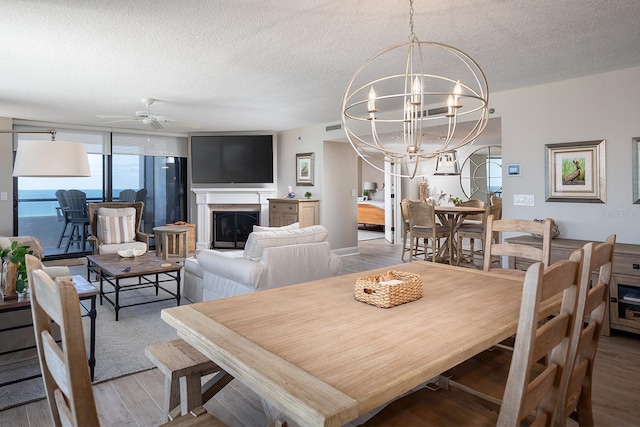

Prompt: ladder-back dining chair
xmin=559 ymin=234 xmax=615 ymax=425
xmin=364 ymin=249 xmax=588 ymax=426
xmin=27 ymin=256 xmax=226 ymax=427
xmin=442 ymin=236 xmax=615 ymax=426
xmin=482 ymin=215 xmax=552 ymax=276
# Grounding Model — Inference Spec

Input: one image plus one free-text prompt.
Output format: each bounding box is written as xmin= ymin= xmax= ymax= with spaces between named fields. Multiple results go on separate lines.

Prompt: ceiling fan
xmin=97 ymin=98 xmax=200 ymax=130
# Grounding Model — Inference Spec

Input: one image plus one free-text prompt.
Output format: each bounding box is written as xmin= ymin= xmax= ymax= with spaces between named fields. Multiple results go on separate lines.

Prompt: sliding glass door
xmin=14 ymin=126 xmax=188 ymax=260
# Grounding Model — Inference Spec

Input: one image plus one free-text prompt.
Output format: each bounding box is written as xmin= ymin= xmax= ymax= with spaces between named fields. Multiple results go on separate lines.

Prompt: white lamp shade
xmin=13 ymin=140 xmax=91 ymax=177
xmin=363 ymin=181 xmax=377 ymax=191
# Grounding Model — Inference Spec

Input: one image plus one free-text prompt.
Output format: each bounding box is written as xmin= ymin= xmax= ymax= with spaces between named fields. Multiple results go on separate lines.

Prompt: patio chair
xmin=62 ymin=190 xmax=90 ymax=253
xmin=55 ymin=189 xmax=71 ymax=249
xmin=118 ymin=189 xmax=137 ymax=202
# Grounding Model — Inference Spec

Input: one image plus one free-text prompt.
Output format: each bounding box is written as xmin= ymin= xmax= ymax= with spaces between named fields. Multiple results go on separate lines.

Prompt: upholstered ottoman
xmin=183 ymin=256 xmax=203 ymax=303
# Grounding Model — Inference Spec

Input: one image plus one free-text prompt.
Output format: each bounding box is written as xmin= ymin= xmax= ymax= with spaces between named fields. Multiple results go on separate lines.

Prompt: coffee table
xmin=86 ymin=253 xmax=182 ymax=321
xmin=0 ymin=275 xmax=98 ymax=384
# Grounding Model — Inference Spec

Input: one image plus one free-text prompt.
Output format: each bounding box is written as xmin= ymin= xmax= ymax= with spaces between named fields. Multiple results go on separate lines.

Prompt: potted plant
xmin=304 ymin=191 xmax=312 ymax=199
xmin=1 ymin=241 xmax=33 ymax=295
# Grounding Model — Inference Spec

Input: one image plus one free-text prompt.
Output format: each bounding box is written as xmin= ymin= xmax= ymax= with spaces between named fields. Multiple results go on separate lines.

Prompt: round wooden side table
xmin=153 ymin=225 xmax=191 ymax=262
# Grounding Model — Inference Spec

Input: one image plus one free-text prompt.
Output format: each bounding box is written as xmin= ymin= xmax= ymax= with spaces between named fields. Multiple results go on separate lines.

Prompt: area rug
xmin=0 ymin=272 xmax=184 ymax=411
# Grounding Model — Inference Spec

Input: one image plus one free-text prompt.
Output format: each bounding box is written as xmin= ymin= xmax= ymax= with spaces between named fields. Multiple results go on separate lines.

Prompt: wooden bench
xmin=145 ymin=339 xmax=233 ymax=421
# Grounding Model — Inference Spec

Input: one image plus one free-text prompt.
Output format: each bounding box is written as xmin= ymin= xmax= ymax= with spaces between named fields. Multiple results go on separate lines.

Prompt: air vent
xmin=325 ymin=123 xmax=342 ymax=132
xmin=428 ymin=106 xmax=448 ymax=116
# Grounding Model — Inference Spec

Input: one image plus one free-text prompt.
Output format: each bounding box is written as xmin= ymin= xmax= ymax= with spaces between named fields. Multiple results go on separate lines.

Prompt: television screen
xmin=191 ymin=135 xmax=274 ymax=184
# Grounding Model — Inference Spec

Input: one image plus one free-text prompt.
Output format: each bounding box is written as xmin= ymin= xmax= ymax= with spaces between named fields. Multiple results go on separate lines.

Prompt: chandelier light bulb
xmin=367 ymin=86 xmax=377 ymax=114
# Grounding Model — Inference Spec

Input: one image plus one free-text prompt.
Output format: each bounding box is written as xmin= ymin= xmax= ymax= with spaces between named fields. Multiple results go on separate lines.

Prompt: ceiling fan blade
xmin=165 ymin=119 xmax=200 ymax=129
xmin=147 ymin=119 xmax=164 ymax=130
xmin=98 ymin=118 xmax=139 ymax=124
xmin=96 ymin=114 xmax=134 ymax=119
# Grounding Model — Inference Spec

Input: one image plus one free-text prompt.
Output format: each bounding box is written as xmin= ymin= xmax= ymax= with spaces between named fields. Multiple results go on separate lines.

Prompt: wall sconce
xmin=2 ymin=129 xmax=91 ymax=177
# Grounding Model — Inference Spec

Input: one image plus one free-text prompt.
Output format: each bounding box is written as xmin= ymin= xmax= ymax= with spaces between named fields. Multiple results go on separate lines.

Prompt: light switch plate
xmin=513 ymin=194 xmax=534 ymax=206
xmin=0 ymin=192 xmax=7 ymax=201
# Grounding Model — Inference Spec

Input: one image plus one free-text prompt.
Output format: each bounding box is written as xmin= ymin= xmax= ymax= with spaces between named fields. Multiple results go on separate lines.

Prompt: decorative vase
xmin=1 ymin=259 xmax=18 ymax=300
xmin=419 ymin=178 xmax=428 ymax=203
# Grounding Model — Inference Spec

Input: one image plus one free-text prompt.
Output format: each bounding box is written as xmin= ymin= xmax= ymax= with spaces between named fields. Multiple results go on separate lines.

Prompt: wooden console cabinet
xmin=505 ymin=235 xmax=640 ymax=336
xmin=268 ymin=198 xmax=319 ymax=228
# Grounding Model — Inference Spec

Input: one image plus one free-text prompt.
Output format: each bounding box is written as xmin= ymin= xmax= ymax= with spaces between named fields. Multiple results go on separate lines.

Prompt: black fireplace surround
xmin=212 ymin=211 xmax=259 ymax=249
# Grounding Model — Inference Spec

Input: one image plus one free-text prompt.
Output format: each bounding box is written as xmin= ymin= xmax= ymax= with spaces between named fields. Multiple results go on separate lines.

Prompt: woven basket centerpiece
xmin=355 ymin=270 xmax=423 ymax=308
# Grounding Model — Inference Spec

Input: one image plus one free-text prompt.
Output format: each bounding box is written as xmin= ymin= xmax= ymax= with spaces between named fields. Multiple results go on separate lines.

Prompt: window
xmin=14 ymin=126 xmax=187 ymax=259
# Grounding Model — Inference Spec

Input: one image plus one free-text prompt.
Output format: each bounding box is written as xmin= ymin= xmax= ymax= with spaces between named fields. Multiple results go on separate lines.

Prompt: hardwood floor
xmin=2 ymin=238 xmax=639 ymax=426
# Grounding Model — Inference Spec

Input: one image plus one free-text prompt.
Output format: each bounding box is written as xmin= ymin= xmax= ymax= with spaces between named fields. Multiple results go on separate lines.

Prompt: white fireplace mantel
xmin=192 ymin=187 xmax=277 ymax=249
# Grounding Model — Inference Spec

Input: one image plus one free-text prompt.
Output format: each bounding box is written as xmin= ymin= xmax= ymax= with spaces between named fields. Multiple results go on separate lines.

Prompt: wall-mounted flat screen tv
xmin=191 ymin=135 xmax=274 ymax=184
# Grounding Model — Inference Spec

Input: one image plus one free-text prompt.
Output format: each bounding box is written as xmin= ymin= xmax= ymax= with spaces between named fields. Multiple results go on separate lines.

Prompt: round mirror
xmin=459 ymin=145 xmax=502 ymax=201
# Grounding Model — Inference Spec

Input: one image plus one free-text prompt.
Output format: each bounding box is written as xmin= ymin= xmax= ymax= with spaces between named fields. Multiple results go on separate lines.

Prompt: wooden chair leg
xmin=576 ymin=385 xmax=594 ymax=427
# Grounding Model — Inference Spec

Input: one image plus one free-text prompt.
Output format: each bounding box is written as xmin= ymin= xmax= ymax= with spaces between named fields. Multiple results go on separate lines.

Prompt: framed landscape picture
xmin=296 ymin=152 xmax=314 ymax=186
xmin=544 ymin=140 xmax=606 ymax=203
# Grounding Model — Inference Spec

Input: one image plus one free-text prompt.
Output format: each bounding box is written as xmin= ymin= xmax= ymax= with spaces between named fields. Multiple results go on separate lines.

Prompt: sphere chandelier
xmin=341 ymin=0 xmax=489 ymax=178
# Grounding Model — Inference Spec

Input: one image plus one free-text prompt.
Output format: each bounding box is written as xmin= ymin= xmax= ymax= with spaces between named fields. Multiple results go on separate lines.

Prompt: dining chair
xmin=558 ymin=234 xmax=616 ymax=426
xmin=400 ymin=199 xmax=423 ymax=261
xmin=482 ymin=215 xmax=552 ymax=276
xmin=364 ymin=250 xmax=588 ymax=426
xmin=453 ymin=200 xmax=490 ymax=266
xmin=442 ymin=236 xmax=615 ymax=426
xmin=27 ymin=258 xmax=226 ymax=427
xmin=406 ymin=200 xmax=451 ymax=263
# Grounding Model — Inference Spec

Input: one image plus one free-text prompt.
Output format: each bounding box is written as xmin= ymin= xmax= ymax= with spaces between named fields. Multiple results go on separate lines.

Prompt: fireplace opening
xmin=212 ymin=211 xmax=259 ymax=249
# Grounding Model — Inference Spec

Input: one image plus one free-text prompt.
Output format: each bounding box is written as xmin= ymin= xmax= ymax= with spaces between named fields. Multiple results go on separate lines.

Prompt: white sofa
xmin=184 ymin=225 xmax=342 ymax=302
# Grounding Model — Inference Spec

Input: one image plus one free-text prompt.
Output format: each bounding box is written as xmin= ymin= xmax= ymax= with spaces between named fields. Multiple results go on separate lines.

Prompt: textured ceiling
xmin=1 ymin=0 xmax=639 ymax=134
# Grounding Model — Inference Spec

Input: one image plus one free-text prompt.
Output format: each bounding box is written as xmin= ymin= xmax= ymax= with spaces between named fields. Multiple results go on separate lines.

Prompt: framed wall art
xmin=633 ymin=137 xmax=640 ymax=204
xmin=296 ymin=152 xmax=314 ymax=186
xmin=544 ymin=140 xmax=606 ymax=203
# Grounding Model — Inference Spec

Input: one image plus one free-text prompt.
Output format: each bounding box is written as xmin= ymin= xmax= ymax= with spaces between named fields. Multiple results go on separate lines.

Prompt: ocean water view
xmin=18 ymin=189 xmax=125 ymax=217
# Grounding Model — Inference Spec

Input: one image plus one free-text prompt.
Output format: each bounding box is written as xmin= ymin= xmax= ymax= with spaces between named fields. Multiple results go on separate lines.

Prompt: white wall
xmin=0 ymin=117 xmax=13 ymax=236
xmin=492 ymin=65 xmax=640 ymax=244
xmin=324 ymin=141 xmax=359 ymax=254
xmin=360 ymin=157 xmax=384 ymax=196
xmin=278 ymin=125 xmax=359 ymax=253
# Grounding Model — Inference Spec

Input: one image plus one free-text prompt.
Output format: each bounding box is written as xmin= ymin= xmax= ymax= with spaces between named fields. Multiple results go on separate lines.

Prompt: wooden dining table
xmin=434 ymin=205 xmax=487 ymax=264
xmin=161 ymin=261 xmax=559 ymax=427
